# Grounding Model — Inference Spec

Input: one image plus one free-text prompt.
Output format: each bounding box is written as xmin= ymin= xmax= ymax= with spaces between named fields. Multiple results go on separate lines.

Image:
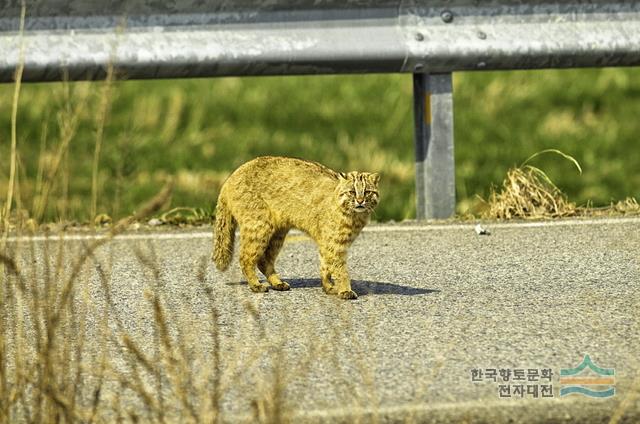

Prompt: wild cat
xmin=212 ymin=156 xmax=380 ymax=300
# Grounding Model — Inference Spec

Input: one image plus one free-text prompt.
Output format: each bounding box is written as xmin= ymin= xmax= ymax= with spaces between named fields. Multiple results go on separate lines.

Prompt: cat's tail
xmin=212 ymin=195 xmax=236 ymax=271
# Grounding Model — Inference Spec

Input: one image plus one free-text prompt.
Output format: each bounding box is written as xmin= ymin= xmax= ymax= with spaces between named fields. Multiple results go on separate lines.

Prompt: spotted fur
xmin=212 ymin=156 xmax=380 ymax=299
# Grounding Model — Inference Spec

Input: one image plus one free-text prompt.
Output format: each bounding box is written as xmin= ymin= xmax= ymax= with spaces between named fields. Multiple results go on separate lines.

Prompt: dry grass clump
xmin=0 ymin=245 xmax=222 ymax=424
xmin=484 ymin=167 xmax=577 ymax=219
xmin=0 ymin=184 xmax=177 ymax=423
xmin=483 ymin=149 xmax=640 ymax=220
xmin=608 ymin=197 xmax=640 ymax=215
xmin=483 ymin=150 xmax=581 ymax=220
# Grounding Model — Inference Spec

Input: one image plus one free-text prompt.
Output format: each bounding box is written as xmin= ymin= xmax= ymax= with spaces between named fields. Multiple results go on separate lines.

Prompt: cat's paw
xmin=270 ymin=280 xmax=290 ymax=291
xmin=249 ymin=283 xmax=269 ymax=293
xmin=337 ymin=290 xmax=358 ymax=300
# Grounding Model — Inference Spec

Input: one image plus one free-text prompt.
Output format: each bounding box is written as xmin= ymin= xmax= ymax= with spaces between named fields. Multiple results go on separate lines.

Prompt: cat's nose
xmin=356 ymin=196 xmax=365 ymax=204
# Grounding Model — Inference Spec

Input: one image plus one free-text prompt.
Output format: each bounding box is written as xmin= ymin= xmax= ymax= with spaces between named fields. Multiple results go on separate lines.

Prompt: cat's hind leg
xmin=239 ymin=223 xmax=273 ymax=293
xmin=258 ymin=229 xmax=290 ymax=291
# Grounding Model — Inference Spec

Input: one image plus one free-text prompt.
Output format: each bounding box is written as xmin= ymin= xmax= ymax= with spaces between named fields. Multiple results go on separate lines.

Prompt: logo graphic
xmin=560 ymin=355 xmax=615 ymax=398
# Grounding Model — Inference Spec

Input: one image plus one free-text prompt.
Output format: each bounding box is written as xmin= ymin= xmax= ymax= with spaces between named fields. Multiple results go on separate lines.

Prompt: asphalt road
xmin=4 ymin=217 xmax=640 ymax=423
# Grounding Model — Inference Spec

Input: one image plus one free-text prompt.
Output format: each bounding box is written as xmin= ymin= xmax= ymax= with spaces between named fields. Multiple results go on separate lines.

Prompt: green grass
xmin=1 ymin=67 xmax=639 ymax=223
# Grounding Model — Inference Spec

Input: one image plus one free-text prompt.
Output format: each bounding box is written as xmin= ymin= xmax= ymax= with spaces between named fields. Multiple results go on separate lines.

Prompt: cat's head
xmin=336 ymin=171 xmax=380 ymax=214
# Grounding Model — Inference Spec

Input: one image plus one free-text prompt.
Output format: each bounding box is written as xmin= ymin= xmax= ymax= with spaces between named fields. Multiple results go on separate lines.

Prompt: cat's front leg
xmin=320 ymin=248 xmax=357 ymax=300
xmin=319 ymin=256 xmax=337 ymax=294
xmin=334 ymin=265 xmax=357 ymax=299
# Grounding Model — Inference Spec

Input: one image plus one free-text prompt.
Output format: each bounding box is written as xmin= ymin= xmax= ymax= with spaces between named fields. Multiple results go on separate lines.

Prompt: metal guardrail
xmin=2 ymin=1 xmax=640 ymax=218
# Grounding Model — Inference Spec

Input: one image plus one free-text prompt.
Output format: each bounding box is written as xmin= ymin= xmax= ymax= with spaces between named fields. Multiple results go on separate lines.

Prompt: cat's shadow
xmin=285 ymin=279 xmax=438 ymax=296
xmin=227 ymin=278 xmax=438 ymax=296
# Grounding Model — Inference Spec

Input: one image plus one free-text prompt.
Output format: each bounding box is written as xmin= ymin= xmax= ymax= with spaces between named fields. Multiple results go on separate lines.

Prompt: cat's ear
xmin=368 ymin=173 xmax=380 ymax=186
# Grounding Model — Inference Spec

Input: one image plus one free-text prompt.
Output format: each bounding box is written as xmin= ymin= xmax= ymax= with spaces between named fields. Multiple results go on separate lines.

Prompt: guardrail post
xmin=413 ymin=72 xmax=456 ymax=219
